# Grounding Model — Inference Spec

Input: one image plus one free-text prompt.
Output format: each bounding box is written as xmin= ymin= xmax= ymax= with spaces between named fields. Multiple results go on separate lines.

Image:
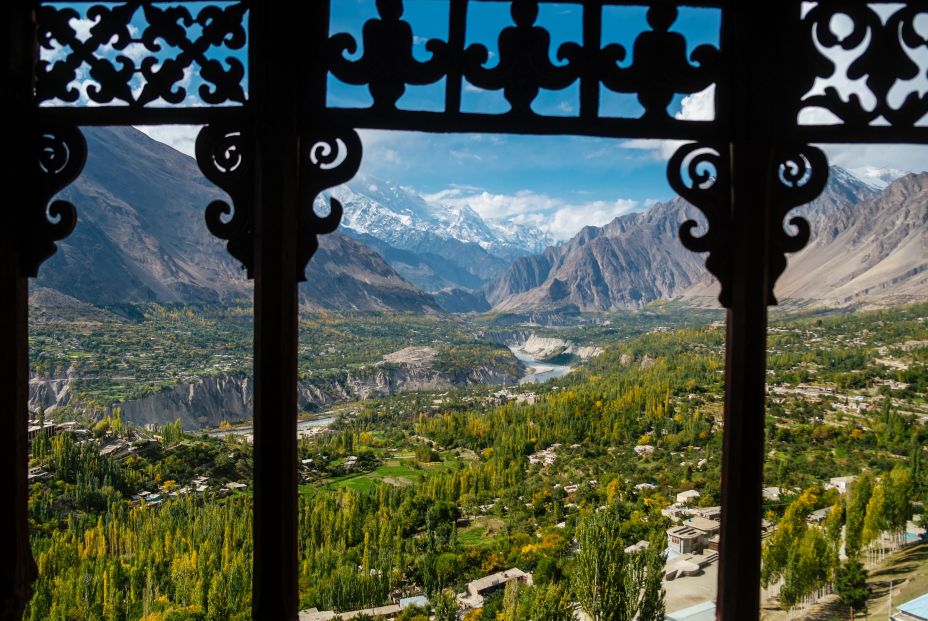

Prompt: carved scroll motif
xmin=798 ymin=3 xmax=928 ymax=128
xmin=667 ymin=142 xmax=731 ymax=307
xmin=298 ymin=127 xmax=363 ymax=280
xmin=768 ymin=144 xmax=828 ymax=304
xmin=23 ymin=127 xmax=87 ymax=277
xmin=196 ymin=124 xmax=254 ymax=276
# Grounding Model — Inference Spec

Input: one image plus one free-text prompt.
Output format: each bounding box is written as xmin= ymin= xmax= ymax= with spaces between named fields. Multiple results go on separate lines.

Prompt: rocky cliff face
xmin=516 ymin=335 xmax=604 ymax=361
xmin=30 ymin=376 xmax=73 ymax=412
xmin=30 ymin=348 xmax=522 ymax=429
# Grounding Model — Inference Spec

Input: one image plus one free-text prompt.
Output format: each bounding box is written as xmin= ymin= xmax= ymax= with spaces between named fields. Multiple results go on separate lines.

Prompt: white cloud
xmin=620 ymin=85 xmax=714 ymax=160
xmin=676 ymin=85 xmax=715 ymax=121
xmin=449 ymin=149 xmax=484 ymax=162
xmin=424 ymin=188 xmax=640 ymax=240
xmin=821 ymin=143 xmax=928 ymax=175
xmin=544 ymin=199 xmax=640 ymax=239
xmin=135 ymin=125 xmax=200 ymax=157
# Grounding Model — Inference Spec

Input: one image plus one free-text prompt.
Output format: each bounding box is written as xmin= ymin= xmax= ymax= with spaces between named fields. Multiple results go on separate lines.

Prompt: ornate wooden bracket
xmin=21 ymin=126 xmax=86 ymax=278
xmin=668 ymin=142 xmax=731 ymax=307
xmin=196 ymin=124 xmax=255 ymax=277
xmin=298 ymin=127 xmax=363 ymax=281
xmin=768 ymin=144 xmax=829 ymax=305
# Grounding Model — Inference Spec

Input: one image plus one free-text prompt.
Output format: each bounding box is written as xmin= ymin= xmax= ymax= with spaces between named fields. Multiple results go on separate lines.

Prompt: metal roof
xmin=666 ymin=601 xmax=716 ymax=621
xmin=898 ymin=593 xmax=928 ymax=620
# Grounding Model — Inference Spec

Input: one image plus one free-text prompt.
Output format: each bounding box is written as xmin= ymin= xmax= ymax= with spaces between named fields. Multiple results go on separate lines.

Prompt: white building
xmin=458 ymin=568 xmax=533 ymax=609
xmin=676 ymin=489 xmax=701 ymax=504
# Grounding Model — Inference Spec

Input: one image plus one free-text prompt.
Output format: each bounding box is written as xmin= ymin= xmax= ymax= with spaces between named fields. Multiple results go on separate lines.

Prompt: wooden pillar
xmin=0 ymin=247 xmax=36 ymax=621
xmin=716 ymin=2 xmax=778 ymax=620
xmin=249 ymin=4 xmax=301 ymax=620
xmin=1 ymin=2 xmax=38 ymax=619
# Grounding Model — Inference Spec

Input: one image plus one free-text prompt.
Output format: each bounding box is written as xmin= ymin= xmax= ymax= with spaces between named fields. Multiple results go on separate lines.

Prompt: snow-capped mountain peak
xmin=323 ymin=174 xmax=553 ymax=259
xmin=848 ymin=166 xmax=911 ymax=190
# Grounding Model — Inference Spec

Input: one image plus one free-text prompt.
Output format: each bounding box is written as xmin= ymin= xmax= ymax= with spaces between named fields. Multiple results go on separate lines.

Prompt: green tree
xmin=845 ymin=474 xmax=873 ymax=558
xmin=883 ymin=466 xmax=914 ymax=544
xmin=780 ymin=527 xmax=835 ymax=609
xmin=835 ymin=560 xmax=870 ymax=618
xmin=572 ymin=506 xmax=665 ymax=621
xmin=432 ymin=590 xmax=457 ymax=621
xmin=526 ymin=582 xmax=573 ymax=621
xmin=824 ymin=497 xmax=846 ymax=562
xmin=761 ymin=487 xmax=818 ymax=588
xmin=862 ymin=484 xmax=886 ymax=554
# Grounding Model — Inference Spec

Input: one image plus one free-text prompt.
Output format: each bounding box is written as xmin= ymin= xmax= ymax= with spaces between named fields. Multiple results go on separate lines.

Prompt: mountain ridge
xmin=481 ymin=167 xmax=927 ymax=312
xmin=38 ymin=127 xmax=440 ymax=313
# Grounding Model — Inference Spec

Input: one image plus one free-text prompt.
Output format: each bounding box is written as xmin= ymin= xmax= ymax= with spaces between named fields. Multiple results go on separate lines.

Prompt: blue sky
xmin=321 ymin=1 xmax=721 ymax=238
xmin=127 ymin=0 xmax=928 ymax=240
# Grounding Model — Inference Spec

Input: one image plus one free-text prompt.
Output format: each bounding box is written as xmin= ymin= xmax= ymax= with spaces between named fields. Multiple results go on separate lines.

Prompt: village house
xmin=690 ymin=506 xmax=722 ymax=522
xmin=661 ymin=503 xmax=689 ymax=521
xmin=458 ymin=568 xmax=533 ymax=609
xmin=808 ymin=507 xmax=831 ymax=524
xmin=667 ymin=525 xmax=704 ymax=555
xmin=666 ymin=601 xmax=716 ymax=621
xmin=299 ymin=604 xmax=402 ymax=621
xmin=684 ymin=516 xmax=721 ymax=539
xmin=676 ymin=489 xmax=701 ymax=504
xmin=668 ymin=516 xmax=721 ymax=555
xmin=827 ymin=475 xmax=857 ymax=494
xmin=624 ymin=540 xmax=650 ymax=554
xmin=528 ymin=444 xmax=560 ymax=466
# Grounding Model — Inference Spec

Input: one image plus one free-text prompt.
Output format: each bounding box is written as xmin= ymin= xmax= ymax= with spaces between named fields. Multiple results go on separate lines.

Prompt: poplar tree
xmin=845 ymin=473 xmax=873 ymax=558
xmin=862 ymin=484 xmax=886 ymax=549
xmin=572 ymin=506 xmax=665 ymax=621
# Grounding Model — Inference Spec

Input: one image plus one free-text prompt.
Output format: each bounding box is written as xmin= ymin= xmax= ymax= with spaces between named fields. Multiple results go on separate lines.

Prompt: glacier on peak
xmin=321 ymin=174 xmax=553 ymax=258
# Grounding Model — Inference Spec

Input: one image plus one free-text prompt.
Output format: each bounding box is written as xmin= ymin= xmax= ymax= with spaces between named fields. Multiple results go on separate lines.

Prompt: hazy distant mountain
xmin=484 ymin=198 xmax=708 ymax=311
xmin=432 ymin=287 xmax=492 ymax=314
xmin=484 ymin=167 xmax=898 ymax=312
xmin=325 ymin=176 xmax=552 ymax=291
xmin=37 ymin=127 xmax=439 ymax=313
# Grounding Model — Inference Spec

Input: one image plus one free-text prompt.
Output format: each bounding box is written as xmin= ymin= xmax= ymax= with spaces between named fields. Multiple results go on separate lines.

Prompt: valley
xmin=23 ymin=302 xmax=928 ymax=621
xmin=20 ymin=125 xmax=928 ymax=621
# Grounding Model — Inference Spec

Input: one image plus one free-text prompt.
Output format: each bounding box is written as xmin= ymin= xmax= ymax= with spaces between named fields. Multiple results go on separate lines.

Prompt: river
xmin=204 ymin=415 xmax=336 ymax=442
xmin=509 ymin=347 xmax=572 ymax=384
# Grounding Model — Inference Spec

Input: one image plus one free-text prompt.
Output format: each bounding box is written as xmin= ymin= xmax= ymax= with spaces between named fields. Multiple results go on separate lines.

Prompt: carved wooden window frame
xmin=3 ymin=1 xmax=926 ymax=619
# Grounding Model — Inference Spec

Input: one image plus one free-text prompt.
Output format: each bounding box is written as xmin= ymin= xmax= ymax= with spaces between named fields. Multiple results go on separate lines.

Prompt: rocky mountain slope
xmin=485 ymin=198 xmax=707 ymax=311
xmin=37 ymin=127 xmax=438 ymax=313
xmin=483 ymin=167 xmax=901 ymax=312
xmin=684 ymin=171 xmax=928 ymax=307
